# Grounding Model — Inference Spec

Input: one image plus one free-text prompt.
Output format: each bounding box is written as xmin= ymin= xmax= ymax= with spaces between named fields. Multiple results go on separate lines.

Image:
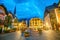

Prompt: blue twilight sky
xmin=0 ymin=0 xmax=59 ymax=20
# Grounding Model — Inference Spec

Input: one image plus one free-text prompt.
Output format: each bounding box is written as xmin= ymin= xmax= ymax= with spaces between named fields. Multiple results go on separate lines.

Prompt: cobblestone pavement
xmin=0 ymin=30 xmax=60 ymax=40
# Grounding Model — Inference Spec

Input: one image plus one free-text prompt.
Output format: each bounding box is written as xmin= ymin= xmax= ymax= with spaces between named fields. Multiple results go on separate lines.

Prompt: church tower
xmin=13 ymin=6 xmax=16 ymax=18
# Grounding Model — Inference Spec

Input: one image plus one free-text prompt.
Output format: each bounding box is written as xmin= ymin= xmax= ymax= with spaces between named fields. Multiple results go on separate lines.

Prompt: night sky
xmin=0 ymin=0 xmax=59 ymax=20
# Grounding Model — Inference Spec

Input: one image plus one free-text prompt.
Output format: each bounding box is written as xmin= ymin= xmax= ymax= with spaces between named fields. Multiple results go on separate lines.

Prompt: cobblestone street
xmin=0 ymin=30 xmax=60 ymax=40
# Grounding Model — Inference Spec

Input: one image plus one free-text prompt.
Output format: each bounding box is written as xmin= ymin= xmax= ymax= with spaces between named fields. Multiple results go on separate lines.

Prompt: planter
xmin=24 ymin=32 xmax=30 ymax=37
xmin=24 ymin=34 xmax=30 ymax=37
xmin=4 ymin=30 xmax=10 ymax=33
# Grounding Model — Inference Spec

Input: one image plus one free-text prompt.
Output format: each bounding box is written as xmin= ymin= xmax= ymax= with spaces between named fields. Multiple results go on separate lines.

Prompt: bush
xmin=12 ymin=28 xmax=16 ymax=30
xmin=11 ymin=28 xmax=17 ymax=32
xmin=3 ymin=28 xmax=17 ymax=33
xmin=4 ymin=30 xmax=10 ymax=33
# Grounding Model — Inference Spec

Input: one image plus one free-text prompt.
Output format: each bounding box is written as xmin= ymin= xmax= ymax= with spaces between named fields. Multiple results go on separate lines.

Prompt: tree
xmin=4 ymin=16 xmax=8 ymax=27
xmin=4 ymin=15 xmax=12 ymax=28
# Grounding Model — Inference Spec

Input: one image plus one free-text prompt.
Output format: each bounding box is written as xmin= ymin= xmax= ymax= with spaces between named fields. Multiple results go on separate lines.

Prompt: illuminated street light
xmin=19 ymin=23 xmax=21 ymax=25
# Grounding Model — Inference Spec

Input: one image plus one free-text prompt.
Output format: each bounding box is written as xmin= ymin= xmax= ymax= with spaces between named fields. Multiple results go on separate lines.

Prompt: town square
xmin=0 ymin=0 xmax=60 ymax=40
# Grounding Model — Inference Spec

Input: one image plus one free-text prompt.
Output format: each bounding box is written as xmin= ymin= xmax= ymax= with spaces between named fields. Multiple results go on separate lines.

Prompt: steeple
xmin=14 ymin=6 xmax=16 ymax=18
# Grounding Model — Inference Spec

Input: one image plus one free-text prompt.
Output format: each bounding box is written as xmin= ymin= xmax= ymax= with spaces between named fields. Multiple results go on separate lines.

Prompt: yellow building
xmin=29 ymin=18 xmax=43 ymax=31
xmin=12 ymin=17 xmax=18 ymax=28
xmin=44 ymin=0 xmax=60 ymax=30
xmin=20 ymin=21 xmax=27 ymax=29
xmin=17 ymin=20 xmax=27 ymax=31
xmin=44 ymin=13 xmax=52 ymax=30
xmin=55 ymin=1 xmax=60 ymax=30
xmin=12 ymin=6 xmax=19 ymax=29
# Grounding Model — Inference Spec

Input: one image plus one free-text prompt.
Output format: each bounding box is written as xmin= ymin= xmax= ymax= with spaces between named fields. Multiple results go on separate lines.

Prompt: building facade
xmin=44 ymin=0 xmax=60 ymax=30
xmin=0 ymin=5 xmax=7 ymax=32
xmin=44 ymin=13 xmax=52 ymax=30
xmin=29 ymin=18 xmax=43 ymax=31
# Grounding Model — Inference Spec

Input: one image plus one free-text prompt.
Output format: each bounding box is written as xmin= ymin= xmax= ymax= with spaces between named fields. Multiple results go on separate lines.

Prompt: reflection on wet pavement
xmin=0 ymin=30 xmax=60 ymax=40
xmin=25 ymin=30 xmax=60 ymax=40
